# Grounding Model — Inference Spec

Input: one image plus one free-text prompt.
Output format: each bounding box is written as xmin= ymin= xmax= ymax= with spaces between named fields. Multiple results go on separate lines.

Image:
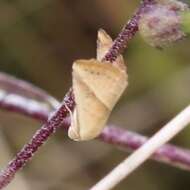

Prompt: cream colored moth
xmin=68 ymin=29 xmax=128 ymax=141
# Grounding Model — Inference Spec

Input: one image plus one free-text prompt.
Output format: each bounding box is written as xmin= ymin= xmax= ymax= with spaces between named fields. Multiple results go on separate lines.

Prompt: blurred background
xmin=0 ymin=0 xmax=190 ymax=189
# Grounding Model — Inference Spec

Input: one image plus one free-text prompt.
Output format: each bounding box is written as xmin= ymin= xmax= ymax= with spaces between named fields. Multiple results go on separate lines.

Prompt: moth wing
xmin=68 ymin=74 xmax=110 ymax=141
xmin=73 ymin=59 xmax=127 ymax=110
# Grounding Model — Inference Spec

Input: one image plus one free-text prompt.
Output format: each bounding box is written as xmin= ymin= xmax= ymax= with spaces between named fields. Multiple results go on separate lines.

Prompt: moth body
xmin=68 ymin=30 xmax=128 ymax=141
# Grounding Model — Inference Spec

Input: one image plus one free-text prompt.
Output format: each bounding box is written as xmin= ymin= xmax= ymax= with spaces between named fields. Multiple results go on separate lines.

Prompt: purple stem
xmin=0 ymin=88 xmax=190 ymax=172
xmin=100 ymin=127 xmax=190 ymax=170
xmin=104 ymin=0 xmax=155 ymax=62
xmin=0 ymin=72 xmax=59 ymax=109
xmin=0 ymin=89 xmax=75 ymax=189
xmin=0 ymin=92 xmax=51 ymax=122
xmin=0 ymin=0 xmax=177 ymax=189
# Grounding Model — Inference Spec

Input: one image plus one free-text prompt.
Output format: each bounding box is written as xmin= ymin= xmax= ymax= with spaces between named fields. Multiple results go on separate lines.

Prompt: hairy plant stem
xmin=0 ymin=82 xmax=190 ymax=171
xmin=104 ymin=0 xmax=155 ymax=62
xmin=0 ymin=0 xmax=170 ymax=189
xmin=0 ymin=89 xmax=74 ymax=189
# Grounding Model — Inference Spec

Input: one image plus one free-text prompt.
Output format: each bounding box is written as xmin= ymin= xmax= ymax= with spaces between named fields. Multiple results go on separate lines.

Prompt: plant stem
xmin=0 ymin=89 xmax=74 ymax=189
xmin=0 ymin=0 xmax=173 ymax=189
xmin=0 ymin=91 xmax=51 ymax=122
xmin=0 ymin=72 xmax=59 ymax=109
xmin=1 ymin=83 xmax=190 ymax=171
xmin=90 ymin=105 xmax=190 ymax=190
xmin=100 ymin=126 xmax=190 ymax=170
xmin=104 ymin=0 xmax=155 ymax=62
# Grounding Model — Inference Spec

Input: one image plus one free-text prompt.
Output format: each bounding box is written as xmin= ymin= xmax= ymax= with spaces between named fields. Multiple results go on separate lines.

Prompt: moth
xmin=68 ymin=29 xmax=128 ymax=141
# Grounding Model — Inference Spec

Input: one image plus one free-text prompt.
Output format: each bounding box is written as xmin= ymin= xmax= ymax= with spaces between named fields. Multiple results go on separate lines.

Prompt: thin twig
xmin=90 ymin=105 xmax=190 ymax=190
xmin=0 ymin=90 xmax=51 ymax=122
xmin=104 ymin=0 xmax=155 ymax=62
xmin=0 ymin=0 xmax=174 ymax=189
xmin=0 ymin=131 xmax=30 ymax=190
xmin=0 ymin=89 xmax=74 ymax=189
xmin=0 ymin=72 xmax=59 ymax=109
xmin=0 ymin=76 xmax=190 ymax=171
